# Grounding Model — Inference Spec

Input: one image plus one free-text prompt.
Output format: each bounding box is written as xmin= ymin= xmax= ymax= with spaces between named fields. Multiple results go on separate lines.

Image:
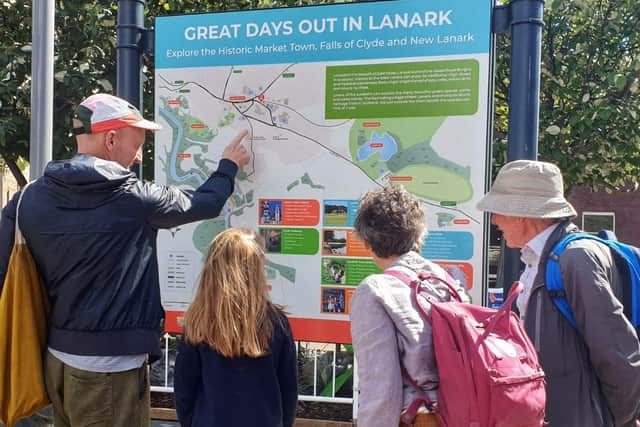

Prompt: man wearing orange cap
xmin=0 ymin=93 xmax=250 ymax=426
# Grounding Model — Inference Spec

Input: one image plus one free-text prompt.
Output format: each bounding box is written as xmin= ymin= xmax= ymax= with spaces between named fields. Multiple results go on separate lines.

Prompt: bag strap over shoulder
xmin=14 ymin=182 xmax=34 ymax=245
xmin=546 ymin=233 xmax=640 ymax=328
xmin=384 ymin=268 xmax=461 ymax=423
xmin=385 ymin=269 xmax=464 ymax=303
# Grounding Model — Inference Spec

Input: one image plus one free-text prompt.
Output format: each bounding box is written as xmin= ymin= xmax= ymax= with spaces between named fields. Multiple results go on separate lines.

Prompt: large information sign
xmin=155 ymin=0 xmax=493 ymax=342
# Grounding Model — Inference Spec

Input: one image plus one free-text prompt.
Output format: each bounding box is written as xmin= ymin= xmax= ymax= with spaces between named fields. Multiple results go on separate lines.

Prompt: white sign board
xmin=155 ymin=0 xmax=493 ymax=342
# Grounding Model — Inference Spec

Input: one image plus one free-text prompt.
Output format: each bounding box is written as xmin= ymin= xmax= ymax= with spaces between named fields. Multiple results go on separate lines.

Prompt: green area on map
xmin=218 ymin=112 xmax=236 ymax=128
xmin=349 ymin=116 xmax=473 ymax=203
xmin=193 ymin=218 xmax=227 ymax=256
xmin=266 ymin=260 xmax=296 ymax=283
xmin=184 ymin=117 xmax=215 ymax=141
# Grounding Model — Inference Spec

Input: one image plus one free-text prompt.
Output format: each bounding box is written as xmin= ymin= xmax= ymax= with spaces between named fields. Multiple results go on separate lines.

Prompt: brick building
xmin=568 ymin=186 xmax=640 ymax=246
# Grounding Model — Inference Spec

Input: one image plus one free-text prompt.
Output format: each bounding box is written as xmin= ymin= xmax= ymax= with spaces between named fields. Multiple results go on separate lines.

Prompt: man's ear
xmin=104 ymin=130 xmax=117 ymax=151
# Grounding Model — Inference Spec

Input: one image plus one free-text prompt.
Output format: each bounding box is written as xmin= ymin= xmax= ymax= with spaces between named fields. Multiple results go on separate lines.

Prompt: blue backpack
xmin=545 ymin=230 xmax=640 ymax=332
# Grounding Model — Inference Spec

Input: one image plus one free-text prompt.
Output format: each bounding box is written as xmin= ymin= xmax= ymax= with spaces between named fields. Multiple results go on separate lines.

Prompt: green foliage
xmin=0 ymin=0 xmax=120 ymax=183
xmin=0 ymin=0 xmax=350 ymax=182
xmin=492 ymin=34 xmax=510 ymax=181
xmin=52 ymin=1 xmax=119 ymax=158
xmin=1 ymin=0 xmax=638 ymax=191
xmin=494 ymin=0 xmax=640 ymax=192
xmin=542 ymin=0 xmax=640 ymax=191
xmin=0 ymin=0 xmax=33 ymax=183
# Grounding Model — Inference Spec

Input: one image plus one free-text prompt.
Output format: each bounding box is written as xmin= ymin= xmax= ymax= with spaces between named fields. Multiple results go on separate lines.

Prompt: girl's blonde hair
xmin=183 ymin=228 xmax=280 ymax=358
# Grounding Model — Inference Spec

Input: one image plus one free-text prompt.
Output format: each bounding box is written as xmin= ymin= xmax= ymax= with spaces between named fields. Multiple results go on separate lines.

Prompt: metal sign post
xmin=493 ymin=0 xmax=545 ymax=299
xmin=29 ymin=0 xmax=55 ymax=180
xmin=117 ymin=0 xmax=150 ymax=178
xmin=116 ymin=0 xmax=145 ymax=110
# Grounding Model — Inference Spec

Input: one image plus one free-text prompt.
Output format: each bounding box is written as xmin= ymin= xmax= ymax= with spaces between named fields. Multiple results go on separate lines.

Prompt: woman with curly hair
xmin=351 ymin=185 xmax=462 ymax=427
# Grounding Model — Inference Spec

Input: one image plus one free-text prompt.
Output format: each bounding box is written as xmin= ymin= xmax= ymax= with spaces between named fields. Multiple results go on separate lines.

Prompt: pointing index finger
xmin=230 ymin=129 xmax=249 ymax=147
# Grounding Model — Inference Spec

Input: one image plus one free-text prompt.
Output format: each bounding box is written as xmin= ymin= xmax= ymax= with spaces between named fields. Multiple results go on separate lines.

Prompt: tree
xmin=0 ymin=0 xmax=349 ymax=185
xmin=2 ymin=0 xmax=638 ymax=191
xmin=0 ymin=1 xmax=120 ymax=186
xmin=493 ymin=0 xmax=640 ymax=192
xmin=0 ymin=0 xmax=34 ymax=186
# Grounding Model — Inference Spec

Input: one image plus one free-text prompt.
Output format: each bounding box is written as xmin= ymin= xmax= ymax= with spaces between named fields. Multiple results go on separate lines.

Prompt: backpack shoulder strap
xmin=597 ymin=229 xmax=617 ymax=241
xmin=546 ymin=233 xmax=640 ymax=328
xmin=546 ymin=233 xmax=602 ymax=328
xmin=385 ymin=269 xmax=463 ymax=303
xmin=14 ymin=182 xmax=34 ymax=245
xmin=384 ymin=269 xmax=416 ymax=287
xmin=382 ymin=269 xmax=437 ymax=423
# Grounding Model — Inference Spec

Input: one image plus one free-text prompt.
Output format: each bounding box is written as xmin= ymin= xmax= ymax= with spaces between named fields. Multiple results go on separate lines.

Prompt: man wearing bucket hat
xmin=477 ymin=160 xmax=640 ymax=427
xmin=0 ymin=93 xmax=250 ymax=426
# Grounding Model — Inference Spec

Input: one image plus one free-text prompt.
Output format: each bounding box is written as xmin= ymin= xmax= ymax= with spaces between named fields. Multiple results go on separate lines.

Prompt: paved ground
xmin=6 ymin=419 xmax=180 ymax=427
xmin=4 ymin=410 xmax=181 ymax=427
xmin=7 ymin=411 xmax=353 ymax=426
xmin=7 ymin=417 xmax=352 ymax=426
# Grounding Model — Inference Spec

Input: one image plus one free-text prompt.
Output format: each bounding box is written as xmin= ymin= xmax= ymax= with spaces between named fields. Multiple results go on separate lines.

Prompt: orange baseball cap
xmin=73 ymin=93 xmax=161 ymax=135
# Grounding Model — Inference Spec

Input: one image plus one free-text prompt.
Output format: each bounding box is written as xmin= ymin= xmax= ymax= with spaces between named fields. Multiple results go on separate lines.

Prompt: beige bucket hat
xmin=476 ymin=160 xmax=577 ymax=219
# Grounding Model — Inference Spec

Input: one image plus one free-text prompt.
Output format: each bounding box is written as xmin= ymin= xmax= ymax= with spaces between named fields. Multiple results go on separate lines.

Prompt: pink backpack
xmin=386 ymin=270 xmax=546 ymax=427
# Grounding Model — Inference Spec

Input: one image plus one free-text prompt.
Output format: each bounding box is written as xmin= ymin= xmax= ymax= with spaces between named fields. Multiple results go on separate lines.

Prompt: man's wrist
xmin=217 ymin=158 xmax=239 ymax=178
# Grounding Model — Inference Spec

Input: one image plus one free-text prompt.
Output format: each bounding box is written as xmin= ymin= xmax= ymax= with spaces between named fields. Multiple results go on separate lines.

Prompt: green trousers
xmin=44 ymin=352 xmax=150 ymax=427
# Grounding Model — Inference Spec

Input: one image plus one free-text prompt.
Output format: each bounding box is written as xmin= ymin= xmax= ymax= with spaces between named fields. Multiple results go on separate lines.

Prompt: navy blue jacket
xmin=0 ymin=154 xmax=237 ymax=359
xmin=174 ymin=311 xmax=298 ymax=427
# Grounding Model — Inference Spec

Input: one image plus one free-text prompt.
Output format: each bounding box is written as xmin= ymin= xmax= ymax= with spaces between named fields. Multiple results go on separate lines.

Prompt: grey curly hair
xmin=354 ymin=185 xmax=426 ymax=258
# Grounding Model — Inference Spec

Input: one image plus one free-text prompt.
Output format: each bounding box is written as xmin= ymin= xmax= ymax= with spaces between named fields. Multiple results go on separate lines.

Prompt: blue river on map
xmin=160 ymin=107 xmax=234 ymax=227
xmin=160 ymin=107 xmax=205 ymax=186
xmin=357 ymin=131 xmax=398 ymax=162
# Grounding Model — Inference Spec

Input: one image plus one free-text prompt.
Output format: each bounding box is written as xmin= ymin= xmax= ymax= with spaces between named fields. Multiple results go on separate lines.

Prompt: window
xmin=582 ymin=212 xmax=615 ymax=234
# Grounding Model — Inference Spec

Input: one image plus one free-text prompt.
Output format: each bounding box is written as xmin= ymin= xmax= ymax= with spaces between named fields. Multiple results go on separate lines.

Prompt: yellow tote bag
xmin=0 ymin=185 xmax=50 ymax=427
